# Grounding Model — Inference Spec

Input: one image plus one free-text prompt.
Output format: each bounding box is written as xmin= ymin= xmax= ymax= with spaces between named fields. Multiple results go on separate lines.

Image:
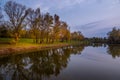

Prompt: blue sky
xmin=1 ymin=0 xmax=120 ymax=37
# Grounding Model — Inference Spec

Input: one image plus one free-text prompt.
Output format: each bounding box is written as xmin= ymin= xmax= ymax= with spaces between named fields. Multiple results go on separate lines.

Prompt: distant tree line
xmin=85 ymin=27 xmax=120 ymax=44
xmin=0 ymin=1 xmax=84 ymax=43
xmin=86 ymin=37 xmax=107 ymax=43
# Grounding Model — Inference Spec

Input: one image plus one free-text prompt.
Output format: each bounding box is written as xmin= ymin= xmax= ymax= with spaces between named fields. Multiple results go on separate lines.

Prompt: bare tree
xmin=44 ymin=13 xmax=53 ymax=43
xmin=27 ymin=8 xmax=41 ymax=43
xmin=4 ymin=1 xmax=30 ymax=43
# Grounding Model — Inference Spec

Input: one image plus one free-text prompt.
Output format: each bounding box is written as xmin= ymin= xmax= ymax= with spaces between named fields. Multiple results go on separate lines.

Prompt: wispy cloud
xmin=35 ymin=0 xmax=120 ymax=12
xmin=15 ymin=0 xmax=120 ymax=13
xmin=55 ymin=0 xmax=86 ymax=9
xmin=76 ymin=17 xmax=120 ymax=37
xmin=33 ymin=0 xmax=86 ymax=12
xmin=34 ymin=3 xmax=50 ymax=12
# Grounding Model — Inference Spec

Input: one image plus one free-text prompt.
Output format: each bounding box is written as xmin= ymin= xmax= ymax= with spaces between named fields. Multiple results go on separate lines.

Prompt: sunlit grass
xmin=0 ymin=38 xmax=86 ymax=55
xmin=0 ymin=38 xmax=12 ymax=42
xmin=0 ymin=38 xmax=71 ymax=49
xmin=19 ymin=38 xmax=34 ymax=43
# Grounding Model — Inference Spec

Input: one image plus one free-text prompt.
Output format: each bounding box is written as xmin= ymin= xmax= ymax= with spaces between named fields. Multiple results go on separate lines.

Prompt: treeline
xmin=107 ymin=27 xmax=120 ymax=44
xmin=0 ymin=1 xmax=84 ymax=44
xmin=85 ymin=27 xmax=120 ymax=44
xmin=86 ymin=37 xmax=107 ymax=43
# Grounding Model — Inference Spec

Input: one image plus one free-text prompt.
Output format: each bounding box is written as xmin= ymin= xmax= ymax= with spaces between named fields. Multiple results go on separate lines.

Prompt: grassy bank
xmin=0 ymin=43 xmax=70 ymax=56
xmin=0 ymin=38 xmax=75 ymax=56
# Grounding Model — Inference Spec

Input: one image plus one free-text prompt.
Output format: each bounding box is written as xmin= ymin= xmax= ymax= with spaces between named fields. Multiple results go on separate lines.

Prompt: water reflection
xmin=107 ymin=45 xmax=120 ymax=58
xmin=88 ymin=43 xmax=107 ymax=47
xmin=0 ymin=44 xmax=120 ymax=80
xmin=0 ymin=45 xmax=84 ymax=80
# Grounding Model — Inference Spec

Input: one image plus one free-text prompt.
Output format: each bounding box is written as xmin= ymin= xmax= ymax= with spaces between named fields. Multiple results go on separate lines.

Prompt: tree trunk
xmin=14 ymin=33 xmax=20 ymax=43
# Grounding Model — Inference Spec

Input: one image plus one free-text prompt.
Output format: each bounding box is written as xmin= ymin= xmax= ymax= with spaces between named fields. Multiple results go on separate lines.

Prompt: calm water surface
xmin=0 ymin=44 xmax=120 ymax=80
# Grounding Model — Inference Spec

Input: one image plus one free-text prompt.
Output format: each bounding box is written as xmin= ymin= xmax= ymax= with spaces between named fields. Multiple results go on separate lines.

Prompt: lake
xmin=0 ymin=44 xmax=120 ymax=80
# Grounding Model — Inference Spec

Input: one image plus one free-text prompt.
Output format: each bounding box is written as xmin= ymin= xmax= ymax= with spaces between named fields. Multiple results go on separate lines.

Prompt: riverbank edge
xmin=0 ymin=43 xmax=72 ymax=57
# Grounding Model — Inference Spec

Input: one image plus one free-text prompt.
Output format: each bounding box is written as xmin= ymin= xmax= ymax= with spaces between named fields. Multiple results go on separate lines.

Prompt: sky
xmin=1 ymin=0 xmax=120 ymax=37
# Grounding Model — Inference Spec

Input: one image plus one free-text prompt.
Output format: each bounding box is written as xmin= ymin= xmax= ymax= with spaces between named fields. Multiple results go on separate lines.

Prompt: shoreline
xmin=0 ymin=43 xmax=71 ymax=57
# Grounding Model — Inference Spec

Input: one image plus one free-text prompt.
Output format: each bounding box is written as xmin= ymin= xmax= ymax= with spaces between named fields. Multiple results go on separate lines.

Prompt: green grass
xmin=19 ymin=38 xmax=33 ymax=43
xmin=0 ymin=38 xmax=85 ymax=44
xmin=0 ymin=38 xmax=71 ymax=55
xmin=0 ymin=38 xmax=34 ymax=44
xmin=0 ymin=38 xmax=85 ymax=49
xmin=0 ymin=38 xmax=36 ymax=48
xmin=0 ymin=38 xmax=12 ymax=42
xmin=0 ymin=38 xmax=70 ymax=48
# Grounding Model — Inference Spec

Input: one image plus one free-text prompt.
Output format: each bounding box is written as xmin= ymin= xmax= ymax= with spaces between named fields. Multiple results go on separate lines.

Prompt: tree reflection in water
xmin=0 ymin=45 xmax=84 ymax=80
xmin=107 ymin=45 xmax=120 ymax=58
